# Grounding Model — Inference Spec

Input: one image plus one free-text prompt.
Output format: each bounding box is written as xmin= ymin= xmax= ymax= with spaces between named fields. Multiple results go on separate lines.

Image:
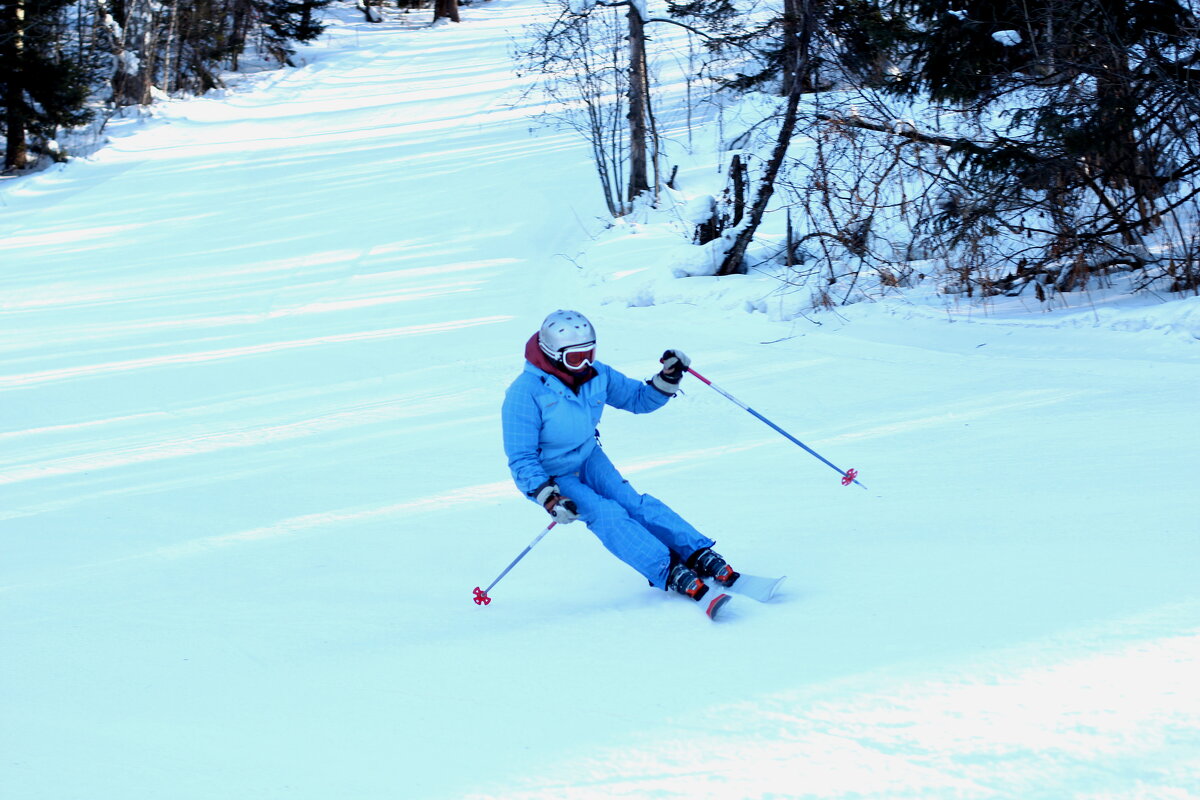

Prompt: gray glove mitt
xmin=535 ymin=482 xmax=580 ymax=524
xmin=650 ymin=349 xmax=691 ymax=395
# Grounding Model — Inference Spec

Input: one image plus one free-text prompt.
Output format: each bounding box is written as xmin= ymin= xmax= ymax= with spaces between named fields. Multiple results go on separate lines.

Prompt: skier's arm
xmin=600 ymin=362 xmax=672 ymax=413
xmin=501 ymin=380 xmax=551 ymax=498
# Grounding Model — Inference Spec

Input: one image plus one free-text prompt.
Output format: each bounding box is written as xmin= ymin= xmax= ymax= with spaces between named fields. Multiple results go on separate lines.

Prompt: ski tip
xmin=705 ymin=592 xmax=732 ymax=620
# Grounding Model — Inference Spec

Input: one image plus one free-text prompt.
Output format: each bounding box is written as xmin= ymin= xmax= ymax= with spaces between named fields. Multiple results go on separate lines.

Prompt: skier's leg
xmin=577 ymin=448 xmax=715 ymax=559
xmin=556 ymin=474 xmax=673 ymax=589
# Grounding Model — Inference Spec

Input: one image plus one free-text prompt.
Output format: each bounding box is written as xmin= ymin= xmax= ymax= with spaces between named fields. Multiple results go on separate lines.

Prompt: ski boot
xmin=688 ymin=548 xmax=740 ymax=587
xmin=666 ymin=563 xmax=709 ymax=602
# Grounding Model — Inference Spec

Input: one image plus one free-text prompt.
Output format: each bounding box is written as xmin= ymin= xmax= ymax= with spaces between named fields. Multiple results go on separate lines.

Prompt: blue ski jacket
xmin=502 ymin=343 xmax=670 ymax=500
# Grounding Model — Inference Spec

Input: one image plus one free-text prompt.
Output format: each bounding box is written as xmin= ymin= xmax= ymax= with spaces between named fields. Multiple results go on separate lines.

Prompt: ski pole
xmin=686 ymin=367 xmax=867 ymax=490
xmin=473 ymin=521 xmax=557 ymax=605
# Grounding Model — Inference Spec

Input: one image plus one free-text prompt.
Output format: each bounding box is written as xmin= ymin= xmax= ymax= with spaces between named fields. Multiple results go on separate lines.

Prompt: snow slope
xmin=2 ymin=2 xmax=1198 ymax=798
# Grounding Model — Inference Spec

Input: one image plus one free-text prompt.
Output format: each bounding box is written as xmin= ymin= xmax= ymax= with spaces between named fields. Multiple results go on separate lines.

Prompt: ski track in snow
xmin=2 ymin=2 xmax=1199 ymax=799
xmin=474 ymin=610 xmax=1200 ymax=800
xmin=0 ymin=315 xmax=511 ymax=389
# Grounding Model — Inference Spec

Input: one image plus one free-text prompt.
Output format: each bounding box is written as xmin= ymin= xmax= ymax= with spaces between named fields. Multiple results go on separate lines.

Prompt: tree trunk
xmin=716 ymin=84 xmax=801 ymax=274
xmin=625 ymin=5 xmax=650 ymax=202
xmin=111 ymin=1 xmax=157 ymax=106
xmin=161 ymin=0 xmax=177 ymax=94
xmin=781 ymin=0 xmax=814 ymax=96
xmin=730 ymin=154 xmax=746 ymax=226
xmin=716 ymin=0 xmax=808 ymax=274
xmin=3 ymin=0 xmax=28 ymax=170
xmin=433 ymin=0 xmax=460 ymax=23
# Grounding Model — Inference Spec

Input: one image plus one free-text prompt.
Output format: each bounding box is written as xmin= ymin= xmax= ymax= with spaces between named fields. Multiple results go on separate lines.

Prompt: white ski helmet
xmin=538 ymin=309 xmax=596 ymax=370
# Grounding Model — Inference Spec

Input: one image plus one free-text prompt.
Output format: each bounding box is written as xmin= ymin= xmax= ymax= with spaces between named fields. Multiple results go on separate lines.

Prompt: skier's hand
xmin=535 ymin=482 xmax=580 ymax=524
xmin=546 ymin=495 xmax=579 ymax=524
xmin=651 ymin=349 xmax=691 ymax=395
xmin=660 ymin=349 xmax=691 ymax=379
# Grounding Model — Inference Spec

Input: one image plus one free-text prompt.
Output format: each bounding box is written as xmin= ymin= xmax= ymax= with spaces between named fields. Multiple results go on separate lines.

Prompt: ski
xmin=667 ymin=590 xmax=732 ymax=620
xmin=703 ymin=591 xmax=732 ymax=620
xmin=717 ymin=573 xmax=786 ymax=603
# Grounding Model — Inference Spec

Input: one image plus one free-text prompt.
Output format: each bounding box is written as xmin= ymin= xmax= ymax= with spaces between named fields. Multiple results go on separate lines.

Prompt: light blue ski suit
xmin=502 ymin=355 xmax=714 ymax=589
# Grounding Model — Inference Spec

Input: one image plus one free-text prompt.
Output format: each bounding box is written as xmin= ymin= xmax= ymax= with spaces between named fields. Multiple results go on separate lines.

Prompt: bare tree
xmin=516 ymin=4 xmax=632 ymax=215
xmin=519 ymin=0 xmax=711 ymax=214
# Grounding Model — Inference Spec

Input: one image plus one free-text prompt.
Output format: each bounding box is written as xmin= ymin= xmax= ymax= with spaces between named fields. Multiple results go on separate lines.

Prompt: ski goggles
xmin=559 ymin=342 xmax=596 ymax=370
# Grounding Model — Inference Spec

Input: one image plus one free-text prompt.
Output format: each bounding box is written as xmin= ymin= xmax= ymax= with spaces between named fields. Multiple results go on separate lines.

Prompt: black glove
xmin=651 ymin=349 xmax=691 ymax=395
xmin=535 ymin=482 xmax=580 ymax=524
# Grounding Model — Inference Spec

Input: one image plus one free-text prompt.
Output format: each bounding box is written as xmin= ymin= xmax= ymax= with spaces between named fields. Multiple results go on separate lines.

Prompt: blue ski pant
xmin=555 ymin=448 xmax=714 ymax=589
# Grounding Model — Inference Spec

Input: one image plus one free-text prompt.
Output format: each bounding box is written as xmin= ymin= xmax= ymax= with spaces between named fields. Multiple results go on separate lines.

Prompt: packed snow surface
xmin=2 ymin=2 xmax=1198 ymax=798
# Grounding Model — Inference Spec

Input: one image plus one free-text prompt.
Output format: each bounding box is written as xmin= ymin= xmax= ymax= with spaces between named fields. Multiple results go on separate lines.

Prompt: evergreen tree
xmin=666 ymin=0 xmax=908 ymax=93
xmin=880 ymin=0 xmax=1200 ymax=204
xmin=835 ymin=0 xmax=1200 ymax=294
xmin=1 ymin=0 xmax=92 ymax=170
xmin=253 ymin=0 xmax=330 ymax=64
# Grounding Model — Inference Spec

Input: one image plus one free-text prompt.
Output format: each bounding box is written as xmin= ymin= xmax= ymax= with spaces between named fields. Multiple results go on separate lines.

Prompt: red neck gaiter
xmin=525 ymin=333 xmax=596 ymax=392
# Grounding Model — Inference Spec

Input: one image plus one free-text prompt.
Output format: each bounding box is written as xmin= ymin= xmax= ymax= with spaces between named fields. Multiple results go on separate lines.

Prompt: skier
xmin=501 ymin=309 xmax=739 ymax=605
